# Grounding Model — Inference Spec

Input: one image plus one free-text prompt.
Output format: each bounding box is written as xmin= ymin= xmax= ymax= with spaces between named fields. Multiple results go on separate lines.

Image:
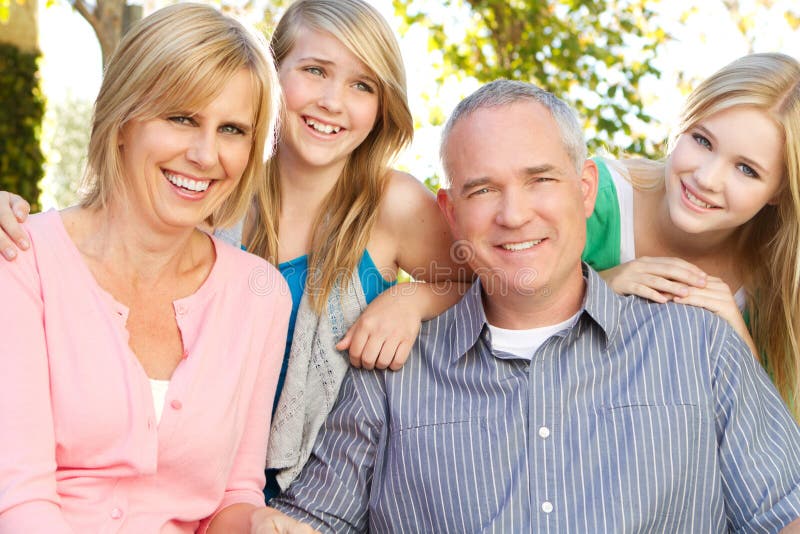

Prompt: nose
xmin=694 ymin=156 xmax=725 ymax=193
xmin=495 ymin=191 xmax=529 ymax=228
xmin=187 ymin=128 xmax=219 ymax=170
xmin=317 ymin=80 xmax=343 ymax=113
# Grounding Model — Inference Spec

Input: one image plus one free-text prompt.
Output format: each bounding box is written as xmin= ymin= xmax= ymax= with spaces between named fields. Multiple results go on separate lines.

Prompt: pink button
xmin=170 ymin=399 xmax=182 ymax=410
xmin=110 ymin=507 xmax=123 ymax=520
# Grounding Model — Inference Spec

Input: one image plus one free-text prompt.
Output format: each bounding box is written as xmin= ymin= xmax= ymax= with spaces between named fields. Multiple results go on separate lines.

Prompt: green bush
xmin=0 ymin=42 xmax=44 ymax=211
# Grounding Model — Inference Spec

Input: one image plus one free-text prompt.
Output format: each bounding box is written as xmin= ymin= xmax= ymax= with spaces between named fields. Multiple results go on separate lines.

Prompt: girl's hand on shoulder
xmin=336 ymin=285 xmax=420 ymax=371
xmin=250 ymin=507 xmax=320 ymax=534
xmin=673 ymin=276 xmax=757 ymax=355
xmin=0 ymin=191 xmax=31 ymax=260
xmin=599 ymin=256 xmax=708 ymax=303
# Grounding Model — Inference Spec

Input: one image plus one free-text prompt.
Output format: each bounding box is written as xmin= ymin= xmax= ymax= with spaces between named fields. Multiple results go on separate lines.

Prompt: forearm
xmin=391 ymin=280 xmax=469 ymax=320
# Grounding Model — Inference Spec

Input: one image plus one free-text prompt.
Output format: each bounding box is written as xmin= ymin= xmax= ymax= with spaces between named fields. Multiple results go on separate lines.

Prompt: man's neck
xmin=481 ymin=272 xmax=586 ymax=330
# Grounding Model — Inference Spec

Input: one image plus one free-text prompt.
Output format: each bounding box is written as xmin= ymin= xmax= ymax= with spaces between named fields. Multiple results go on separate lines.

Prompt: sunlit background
xmin=28 ymin=0 xmax=800 ymax=209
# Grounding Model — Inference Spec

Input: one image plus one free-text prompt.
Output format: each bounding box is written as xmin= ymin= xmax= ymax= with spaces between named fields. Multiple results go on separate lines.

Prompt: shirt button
xmin=538 ymin=426 xmax=551 ymax=439
xmin=541 ymin=501 xmax=553 ymax=514
xmin=110 ymin=507 xmax=123 ymax=519
xmin=170 ymin=399 xmax=183 ymax=410
xmin=181 ymin=350 xmax=189 ymax=360
xmin=176 ymin=304 xmax=187 ymax=315
xmin=147 ymin=418 xmax=154 ymax=430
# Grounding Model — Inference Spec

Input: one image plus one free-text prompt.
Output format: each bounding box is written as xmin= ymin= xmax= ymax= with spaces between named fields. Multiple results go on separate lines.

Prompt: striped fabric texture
xmin=272 ymin=266 xmax=800 ymax=533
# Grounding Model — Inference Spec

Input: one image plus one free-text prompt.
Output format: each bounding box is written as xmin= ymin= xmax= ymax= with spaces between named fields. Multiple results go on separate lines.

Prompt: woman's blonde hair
xmin=81 ymin=2 xmax=281 ymax=228
xmin=246 ymin=0 xmax=413 ymax=311
xmin=619 ymin=53 xmax=800 ymax=416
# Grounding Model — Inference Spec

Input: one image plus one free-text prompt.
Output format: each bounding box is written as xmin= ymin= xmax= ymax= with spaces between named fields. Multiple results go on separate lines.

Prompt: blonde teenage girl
xmin=584 ymin=53 xmax=800 ymax=418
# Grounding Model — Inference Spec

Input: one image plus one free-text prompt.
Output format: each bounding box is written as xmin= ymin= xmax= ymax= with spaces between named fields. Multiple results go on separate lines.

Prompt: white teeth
xmin=685 ymin=187 xmax=715 ymax=209
xmin=501 ymin=240 xmax=542 ymax=251
xmin=305 ymin=118 xmax=341 ymax=134
xmin=164 ymin=171 xmax=210 ymax=192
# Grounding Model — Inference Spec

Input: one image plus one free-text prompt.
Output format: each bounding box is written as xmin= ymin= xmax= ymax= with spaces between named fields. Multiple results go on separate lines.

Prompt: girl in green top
xmin=584 ymin=53 xmax=800 ymax=418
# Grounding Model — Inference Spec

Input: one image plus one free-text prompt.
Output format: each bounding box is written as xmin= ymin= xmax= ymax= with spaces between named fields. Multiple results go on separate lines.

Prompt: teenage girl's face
xmin=664 ymin=105 xmax=784 ymax=238
xmin=277 ymin=26 xmax=380 ymax=174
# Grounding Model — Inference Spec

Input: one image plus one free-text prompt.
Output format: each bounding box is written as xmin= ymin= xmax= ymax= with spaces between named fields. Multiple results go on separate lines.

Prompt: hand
xmin=599 ymin=256 xmax=708 ymax=303
xmin=673 ymin=276 xmax=757 ymax=355
xmin=250 ymin=507 xmax=320 ymax=534
xmin=0 ymin=191 xmax=31 ymax=260
xmin=336 ymin=284 xmax=422 ymax=371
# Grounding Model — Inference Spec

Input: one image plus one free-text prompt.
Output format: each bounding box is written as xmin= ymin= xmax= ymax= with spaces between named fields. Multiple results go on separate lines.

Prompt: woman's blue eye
xmin=305 ymin=66 xmax=324 ymax=76
xmin=220 ymin=124 xmax=244 ymax=135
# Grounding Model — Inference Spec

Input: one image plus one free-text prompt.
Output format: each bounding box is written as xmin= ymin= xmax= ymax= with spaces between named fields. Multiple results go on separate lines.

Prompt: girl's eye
xmin=737 ymin=163 xmax=759 ymax=178
xmin=304 ymin=66 xmax=324 ymax=76
xmin=354 ymin=81 xmax=375 ymax=94
xmin=168 ymin=116 xmax=195 ymax=126
xmin=692 ymin=133 xmax=712 ymax=150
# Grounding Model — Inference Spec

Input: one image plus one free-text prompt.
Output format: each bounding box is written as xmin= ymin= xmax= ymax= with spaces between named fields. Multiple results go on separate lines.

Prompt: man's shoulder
xmin=614 ymin=291 xmax=744 ymax=355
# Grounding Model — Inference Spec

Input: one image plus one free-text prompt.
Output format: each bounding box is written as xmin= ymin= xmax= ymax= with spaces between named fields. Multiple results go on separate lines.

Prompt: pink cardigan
xmin=0 ymin=210 xmax=291 ymax=533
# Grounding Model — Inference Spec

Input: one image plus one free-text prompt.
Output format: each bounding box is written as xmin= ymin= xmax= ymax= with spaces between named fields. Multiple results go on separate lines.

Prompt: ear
xmin=579 ymin=159 xmax=599 ymax=218
xmin=436 ymin=188 xmax=457 ymax=231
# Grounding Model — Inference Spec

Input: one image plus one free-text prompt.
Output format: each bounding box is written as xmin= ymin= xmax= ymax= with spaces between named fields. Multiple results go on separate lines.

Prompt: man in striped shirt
xmin=255 ymin=81 xmax=800 ymax=533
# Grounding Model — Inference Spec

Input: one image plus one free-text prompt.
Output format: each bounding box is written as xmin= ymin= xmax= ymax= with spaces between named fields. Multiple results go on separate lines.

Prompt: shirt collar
xmin=447 ymin=263 xmax=621 ymax=362
xmin=579 ymin=263 xmax=622 ymax=349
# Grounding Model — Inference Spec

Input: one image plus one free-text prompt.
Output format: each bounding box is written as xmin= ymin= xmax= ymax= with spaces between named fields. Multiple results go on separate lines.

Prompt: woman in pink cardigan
xmin=0 ymin=4 xmax=290 ymax=532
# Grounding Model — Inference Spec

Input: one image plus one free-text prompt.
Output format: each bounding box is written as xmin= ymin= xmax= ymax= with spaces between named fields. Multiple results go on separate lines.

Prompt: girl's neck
xmin=638 ymin=187 xmax=742 ymax=285
xmin=276 ymin=147 xmax=344 ymax=203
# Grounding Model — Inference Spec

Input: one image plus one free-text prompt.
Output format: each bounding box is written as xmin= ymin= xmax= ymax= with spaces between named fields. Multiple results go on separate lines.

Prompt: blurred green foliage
xmin=0 ymin=42 xmax=44 ymax=211
xmin=393 ymin=0 xmax=669 ymax=159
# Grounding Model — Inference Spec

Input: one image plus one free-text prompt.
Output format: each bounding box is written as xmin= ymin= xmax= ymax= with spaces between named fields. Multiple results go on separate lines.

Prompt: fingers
xmin=0 ymin=192 xmax=31 ymax=260
xmin=635 ymin=256 xmax=707 ymax=288
xmin=335 ymin=329 xmax=352 ymax=351
xmin=9 ymin=193 xmax=31 ymax=221
xmin=341 ymin=317 xmax=418 ymax=371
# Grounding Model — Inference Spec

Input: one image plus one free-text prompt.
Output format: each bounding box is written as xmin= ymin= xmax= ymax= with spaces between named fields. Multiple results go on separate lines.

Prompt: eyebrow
xmin=459 ymin=164 xmax=560 ymax=194
xmin=695 ymin=124 xmax=771 ymax=176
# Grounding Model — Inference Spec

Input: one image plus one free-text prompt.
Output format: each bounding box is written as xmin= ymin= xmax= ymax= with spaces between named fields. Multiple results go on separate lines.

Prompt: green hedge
xmin=0 ymin=42 xmax=44 ymax=211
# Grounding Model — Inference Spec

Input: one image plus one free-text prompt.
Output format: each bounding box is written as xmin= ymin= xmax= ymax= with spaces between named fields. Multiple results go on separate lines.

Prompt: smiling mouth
xmin=304 ymin=117 xmax=342 ymax=135
xmin=682 ymin=182 xmax=720 ymax=209
xmin=500 ymin=239 xmax=544 ymax=251
xmin=164 ymin=170 xmax=210 ymax=193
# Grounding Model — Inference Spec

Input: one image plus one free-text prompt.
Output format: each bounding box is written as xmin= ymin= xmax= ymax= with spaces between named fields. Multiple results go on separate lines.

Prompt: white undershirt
xmin=150 ymin=378 xmax=170 ymax=423
xmin=488 ymin=311 xmax=582 ymax=360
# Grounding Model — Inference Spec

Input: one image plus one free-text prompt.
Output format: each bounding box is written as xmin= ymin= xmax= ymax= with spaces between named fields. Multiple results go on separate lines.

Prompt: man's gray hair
xmin=439 ymin=79 xmax=587 ymax=187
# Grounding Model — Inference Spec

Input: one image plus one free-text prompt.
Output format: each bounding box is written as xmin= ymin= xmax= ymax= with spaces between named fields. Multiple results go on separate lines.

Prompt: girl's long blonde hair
xmin=246 ymin=0 xmax=413 ymax=311
xmin=617 ymin=53 xmax=800 ymax=417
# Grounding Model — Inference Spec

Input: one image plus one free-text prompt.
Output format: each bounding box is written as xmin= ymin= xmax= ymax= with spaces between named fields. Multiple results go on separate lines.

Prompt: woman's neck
xmin=62 ymin=204 xmax=207 ymax=287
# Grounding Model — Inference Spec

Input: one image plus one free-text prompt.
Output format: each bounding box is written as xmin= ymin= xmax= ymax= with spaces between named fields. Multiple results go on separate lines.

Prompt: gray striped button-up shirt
xmin=272 ymin=267 xmax=800 ymax=533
